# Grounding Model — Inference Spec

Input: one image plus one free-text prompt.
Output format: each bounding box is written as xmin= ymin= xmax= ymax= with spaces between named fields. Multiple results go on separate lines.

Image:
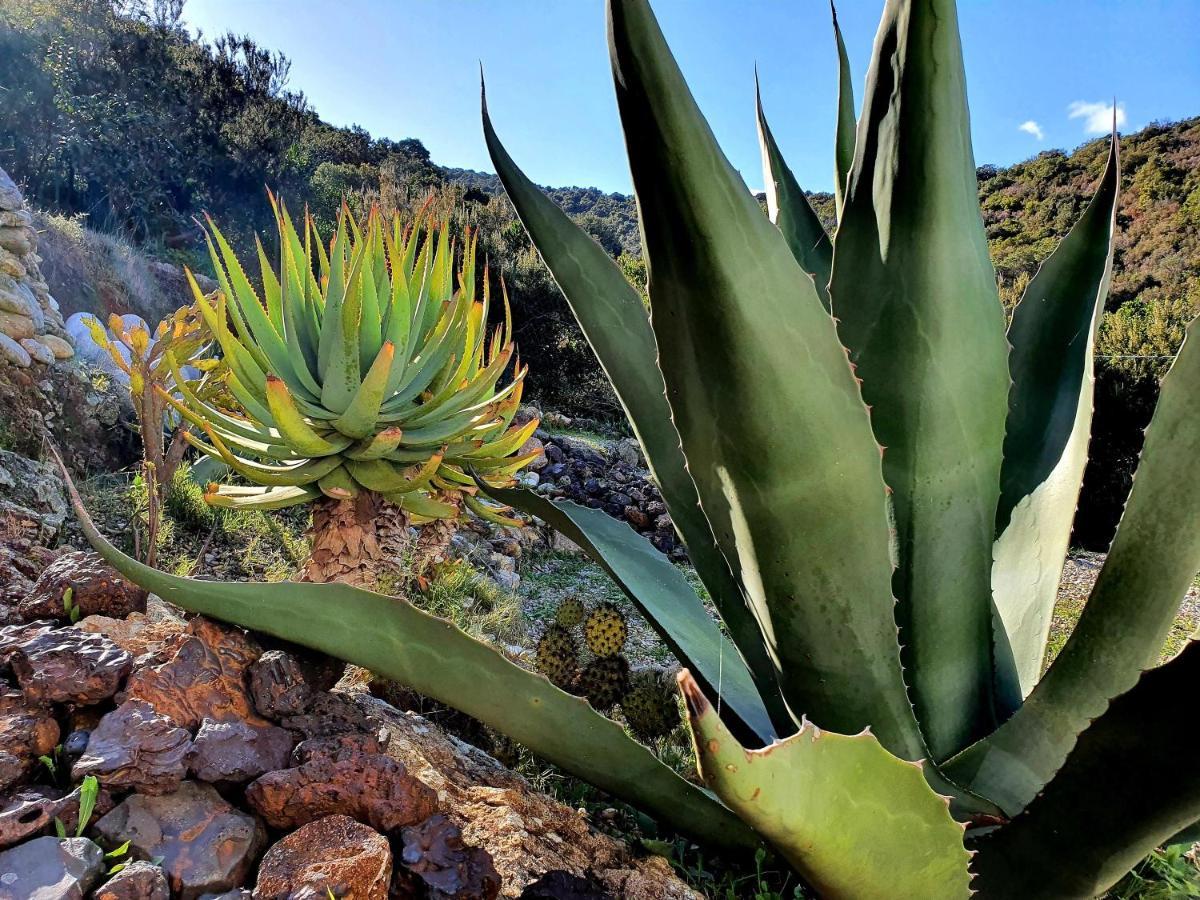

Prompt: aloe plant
xmin=63 ymin=0 xmax=1200 ymax=896
xmin=166 ymin=201 xmax=538 ymax=585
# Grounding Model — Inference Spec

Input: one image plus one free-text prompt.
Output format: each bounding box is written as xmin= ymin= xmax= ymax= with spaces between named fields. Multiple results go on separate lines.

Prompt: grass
xmin=79 ymin=465 xmax=308 ymax=583
xmin=1044 ymin=551 xmax=1199 ymax=670
xmin=1110 ymin=846 xmax=1200 ymax=899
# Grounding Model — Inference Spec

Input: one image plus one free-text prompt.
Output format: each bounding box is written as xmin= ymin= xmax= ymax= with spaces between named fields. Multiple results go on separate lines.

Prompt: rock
xmin=0 ymin=836 xmax=103 ymax=899
xmin=72 ymin=700 xmax=191 ymax=795
xmin=94 ymin=782 xmax=265 ymax=900
xmin=0 ymin=170 xmax=21 ymax=212
xmin=187 ymin=718 xmax=293 ymax=784
xmin=0 ymin=277 xmax=35 ymax=318
xmin=9 ymin=629 xmax=132 ymax=705
xmin=0 ymin=311 xmax=33 ymax=341
xmin=248 ymin=650 xmax=312 ymax=719
xmin=119 ymin=617 xmax=260 ymax=729
xmin=91 ymin=860 xmax=170 ymax=900
xmin=0 ymin=686 xmax=60 ymax=791
xmin=622 ymin=507 xmax=649 ymax=530
xmin=19 ymin=339 xmax=53 ymax=366
xmin=78 ymin=595 xmax=187 ymax=659
xmin=277 ymin=690 xmax=382 ymax=740
xmin=613 ymin=439 xmax=642 ymax=469
xmin=0 ymin=451 xmax=68 ymax=543
xmin=245 ymin=733 xmax=438 ymax=832
xmin=20 ymin=551 xmax=146 ymax=622
xmin=354 ymin=694 xmax=702 ymax=899
xmin=518 ymin=871 xmax=612 ymax=899
xmin=0 ymin=336 xmax=30 ymax=367
xmin=254 ymin=814 xmax=392 ymax=900
xmin=51 ymin=781 xmax=116 ymax=837
xmin=35 ymin=335 xmax=72 ymax=360
xmin=399 ymin=814 xmax=500 ymax=900
xmin=520 ymin=436 xmax=547 ymax=471
xmin=0 ymin=784 xmax=62 ymax=849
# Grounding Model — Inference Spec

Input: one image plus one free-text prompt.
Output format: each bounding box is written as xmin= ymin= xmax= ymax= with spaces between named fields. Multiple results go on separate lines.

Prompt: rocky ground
xmin=0 ymin=530 xmax=703 ymax=898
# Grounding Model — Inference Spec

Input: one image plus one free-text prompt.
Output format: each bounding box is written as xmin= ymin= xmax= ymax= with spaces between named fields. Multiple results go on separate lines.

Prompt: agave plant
xmin=165 ymin=200 xmax=538 ymax=585
xmin=62 ymin=0 xmax=1200 ymax=896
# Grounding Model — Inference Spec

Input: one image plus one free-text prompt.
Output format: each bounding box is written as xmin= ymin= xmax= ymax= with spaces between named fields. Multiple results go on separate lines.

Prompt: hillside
xmin=2 ymin=0 xmax=1196 ymax=546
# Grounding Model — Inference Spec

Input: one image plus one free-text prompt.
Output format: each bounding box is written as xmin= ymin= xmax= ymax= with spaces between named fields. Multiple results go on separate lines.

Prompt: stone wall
xmin=0 ymin=167 xmax=73 ymax=368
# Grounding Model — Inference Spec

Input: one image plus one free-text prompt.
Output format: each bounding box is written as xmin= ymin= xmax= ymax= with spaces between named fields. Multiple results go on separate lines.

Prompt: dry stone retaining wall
xmin=0 ymin=167 xmax=72 ymax=368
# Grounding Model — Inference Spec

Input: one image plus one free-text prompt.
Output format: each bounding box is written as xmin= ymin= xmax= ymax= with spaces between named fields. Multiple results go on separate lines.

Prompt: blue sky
xmin=183 ymin=0 xmax=1200 ymax=195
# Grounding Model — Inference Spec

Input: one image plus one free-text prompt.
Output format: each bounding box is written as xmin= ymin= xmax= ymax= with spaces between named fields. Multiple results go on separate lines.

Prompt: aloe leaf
xmin=680 ymin=671 xmax=971 ymax=899
xmin=607 ymin=0 xmax=924 ymax=760
xmin=971 ymin=641 xmax=1200 ymax=899
xmin=828 ymin=0 xmax=1010 ymax=759
xmin=946 ymin=313 xmax=1200 ymax=814
xmin=990 ymin=137 xmax=1120 ymax=708
xmin=481 ymin=88 xmax=787 ymax=730
xmin=205 ymin=485 xmax=321 ymax=510
xmin=831 ymin=1 xmax=855 ymax=219
xmin=489 ymin=486 xmax=774 ymax=744
xmin=754 ymin=76 xmax=832 ymax=308
xmin=52 ymin=457 xmax=757 ymax=853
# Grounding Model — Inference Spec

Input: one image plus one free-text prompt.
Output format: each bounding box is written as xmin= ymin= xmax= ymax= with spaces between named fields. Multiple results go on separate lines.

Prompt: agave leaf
xmin=481 ymin=91 xmax=786 ymax=728
xmin=829 ymin=0 xmax=1010 ymax=759
xmin=971 ymin=641 xmax=1200 ymax=899
xmin=489 ymin=486 xmax=775 ymax=744
xmin=754 ymin=77 xmax=832 ymax=309
xmin=831 ymin=1 xmax=855 ymax=220
xmin=990 ymin=136 xmax=1119 ymax=708
xmin=607 ymin=0 xmax=923 ymax=759
xmin=53 ymin=457 xmax=756 ymax=852
xmin=946 ymin=314 xmax=1200 ymax=813
xmin=680 ymin=672 xmax=971 ymax=899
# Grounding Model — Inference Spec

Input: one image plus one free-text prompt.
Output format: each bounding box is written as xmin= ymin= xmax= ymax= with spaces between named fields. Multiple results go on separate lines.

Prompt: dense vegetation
xmin=1 ymin=0 xmax=1196 ymax=547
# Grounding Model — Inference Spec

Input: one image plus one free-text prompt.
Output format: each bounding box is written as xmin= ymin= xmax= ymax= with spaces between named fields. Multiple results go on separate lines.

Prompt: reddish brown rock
xmin=187 ymin=718 xmax=294 ymax=784
xmin=92 ymin=859 xmax=170 ymax=900
xmin=278 ymin=690 xmax=382 ymax=740
xmin=399 ymin=814 xmax=501 ymax=900
xmin=248 ymin=650 xmax=312 ymax=720
xmin=245 ymin=733 xmax=437 ymax=833
xmin=0 ymin=685 xmax=59 ymax=790
xmin=0 ymin=619 xmax=55 ymax=666
xmin=72 ymin=699 xmax=191 ymax=795
xmin=94 ymin=781 xmax=266 ymax=900
xmin=19 ymin=551 xmax=147 ymax=622
xmin=119 ymin=617 xmax=261 ymax=729
xmin=0 ymin=783 xmax=61 ymax=848
xmin=79 ymin=594 xmax=188 ymax=659
xmin=254 ymin=814 xmax=392 ymax=900
xmin=9 ymin=628 xmax=132 ymax=705
xmin=353 ymin=693 xmax=701 ymax=899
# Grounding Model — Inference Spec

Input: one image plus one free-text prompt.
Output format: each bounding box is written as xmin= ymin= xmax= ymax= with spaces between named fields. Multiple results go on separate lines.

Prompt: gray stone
xmin=0 ymin=835 xmax=104 ymax=899
xmin=0 ymin=334 xmax=29 ymax=368
xmin=0 ymin=169 xmax=21 ymax=212
xmin=19 ymin=339 xmax=53 ymax=366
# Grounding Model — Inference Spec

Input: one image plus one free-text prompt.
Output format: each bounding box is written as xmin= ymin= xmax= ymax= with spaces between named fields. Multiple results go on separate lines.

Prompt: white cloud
xmin=1067 ymin=101 xmax=1127 ymax=135
xmin=1018 ymin=120 xmax=1044 ymax=140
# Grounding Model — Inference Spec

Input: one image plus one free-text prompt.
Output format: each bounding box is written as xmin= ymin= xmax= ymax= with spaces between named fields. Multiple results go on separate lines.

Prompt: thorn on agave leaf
xmin=676 ymin=669 xmax=710 ymax=719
